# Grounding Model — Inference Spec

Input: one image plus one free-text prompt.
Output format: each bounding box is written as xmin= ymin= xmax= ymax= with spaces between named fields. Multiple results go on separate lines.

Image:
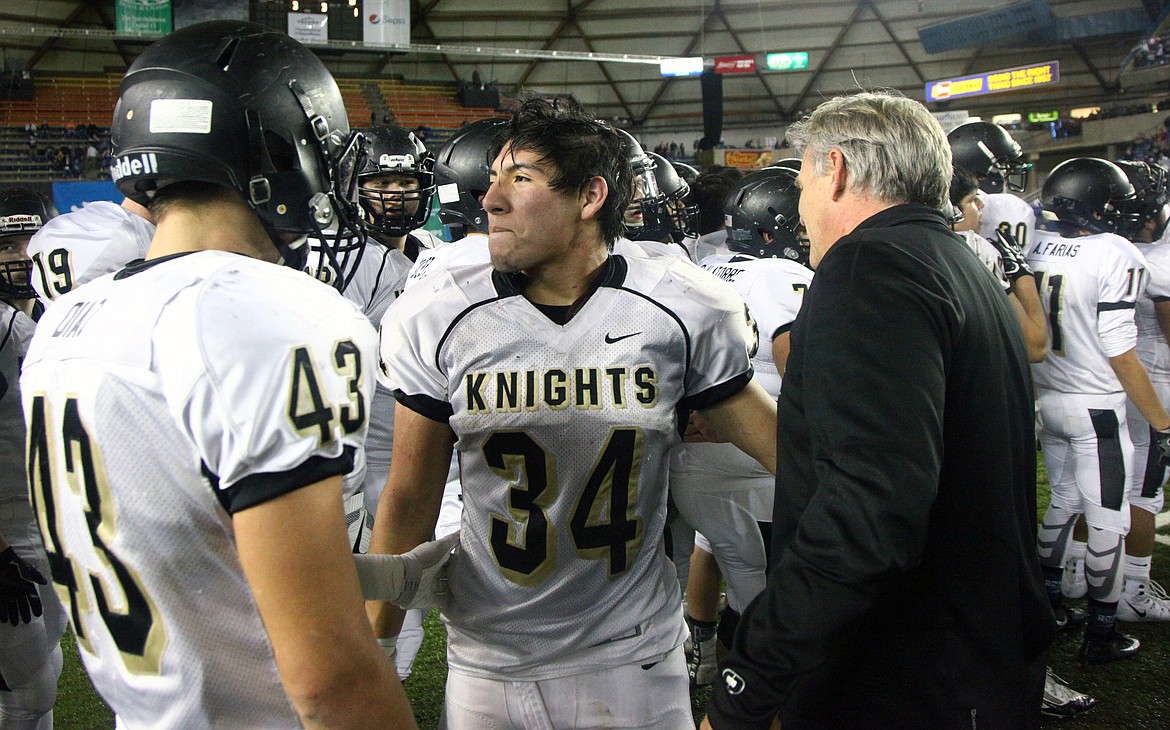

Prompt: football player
xmin=402 ymin=118 xmax=505 ymax=288
xmin=0 ymin=188 xmax=66 ymax=730
xmin=370 ymin=95 xmax=777 ymax=728
xmin=949 ymin=166 xmax=1048 ymax=362
xmin=1113 ymin=160 xmax=1170 ymax=622
xmin=26 ymin=195 xmax=154 ymax=310
xmin=948 ymin=168 xmax=1096 ymax=717
xmin=20 ymin=21 xmax=432 ymax=727
xmin=947 ymin=120 xmax=1036 ymax=248
xmin=1027 ymin=157 xmax=1170 ymax=665
xmin=673 ymin=166 xmax=813 ymax=687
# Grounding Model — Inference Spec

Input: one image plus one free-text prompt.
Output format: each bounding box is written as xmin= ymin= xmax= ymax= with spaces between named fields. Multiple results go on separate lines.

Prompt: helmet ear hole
xmin=263 ymin=131 xmax=299 ymax=172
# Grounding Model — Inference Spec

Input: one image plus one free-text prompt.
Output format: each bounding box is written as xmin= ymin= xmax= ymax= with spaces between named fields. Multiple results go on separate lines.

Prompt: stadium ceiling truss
xmin=0 ymin=0 xmax=1160 ymax=131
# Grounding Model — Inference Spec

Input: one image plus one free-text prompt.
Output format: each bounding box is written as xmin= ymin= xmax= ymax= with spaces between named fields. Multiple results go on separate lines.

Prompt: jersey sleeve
xmin=746 ymin=262 xmax=812 ymax=341
xmin=1097 ymin=246 xmax=1142 ymax=358
xmin=377 ymin=271 xmax=460 ymax=422
xmin=28 ymin=204 xmax=154 ymax=303
xmin=159 ymin=265 xmax=378 ymax=514
xmin=1144 ymin=243 xmax=1170 ymax=302
xmin=660 ymin=261 xmax=755 ymax=410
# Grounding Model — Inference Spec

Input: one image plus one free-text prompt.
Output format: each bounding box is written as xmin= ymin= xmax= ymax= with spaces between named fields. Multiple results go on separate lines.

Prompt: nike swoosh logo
xmin=605 ymin=331 xmax=642 ymax=344
xmin=1126 ymin=600 xmax=1147 ymax=618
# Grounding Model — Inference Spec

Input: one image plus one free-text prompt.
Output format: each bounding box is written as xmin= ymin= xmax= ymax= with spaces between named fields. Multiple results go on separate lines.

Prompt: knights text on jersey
xmin=0 ymin=303 xmax=34 ymax=505
xmin=27 ymin=201 xmax=155 ymax=305
xmin=379 ymin=253 xmax=754 ymax=680
xmin=978 ymin=192 xmax=1036 ymax=251
xmin=20 ymin=251 xmax=376 ymax=729
xmin=1027 ymin=230 xmax=1146 ymax=394
xmin=1135 ymin=240 xmax=1170 ymax=381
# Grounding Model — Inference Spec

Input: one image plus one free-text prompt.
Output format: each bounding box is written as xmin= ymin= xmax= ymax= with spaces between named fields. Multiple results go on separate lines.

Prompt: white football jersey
xmin=379 ymin=254 xmax=754 ymax=680
xmin=979 ymin=193 xmax=1036 ymax=252
xmin=614 ymin=236 xmax=692 ymax=261
xmin=957 ymin=230 xmax=1010 ymax=292
xmin=21 ymin=252 xmax=376 ymax=730
xmin=1135 ymin=241 xmax=1170 ymax=382
xmin=404 ymin=232 xmax=491 ymax=290
xmin=27 ymin=201 xmax=154 ymax=306
xmin=0 ymin=303 xmax=34 ymax=505
xmin=681 ymin=253 xmax=813 ymax=479
xmin=1027 ymin=230 xmax=1147 ymax=394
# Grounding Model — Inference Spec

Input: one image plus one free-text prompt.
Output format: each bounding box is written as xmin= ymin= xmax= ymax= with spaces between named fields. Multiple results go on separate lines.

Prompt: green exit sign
xmin=765 ymin=52 xmax=809 ymax=71
xmin=1027 ymin=110 xmax=1059 ymax=123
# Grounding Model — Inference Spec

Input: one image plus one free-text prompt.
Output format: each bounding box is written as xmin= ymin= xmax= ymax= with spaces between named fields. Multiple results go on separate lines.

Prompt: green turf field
xmin=49 ymin=472 xmax=1170 ymax=729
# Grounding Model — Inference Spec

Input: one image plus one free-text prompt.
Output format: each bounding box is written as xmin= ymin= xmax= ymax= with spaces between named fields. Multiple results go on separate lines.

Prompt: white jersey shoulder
xmin=613 ymin=236 xmax=692 ymax=261
xmin=20 ymin=252 xmax=376 ymax=729
xmin=1027 ymin=230 xmax=1144 ymax=394
xmin=979 ymin=193 xmax=1036 ymax=250
xmin=27 ymin=201 xmax=155 ymax=306
xmin=699 ymin=252 xmax=811 ymax=400
xmin=379 ymin=253 xmax=751 ymax=680
xmin=404 ymin=233 xmax=491 ymax=290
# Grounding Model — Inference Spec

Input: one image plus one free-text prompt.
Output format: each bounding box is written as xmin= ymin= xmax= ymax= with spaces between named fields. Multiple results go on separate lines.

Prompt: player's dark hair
xmin=492 ymin=94 xmax=632 ymax=246
xmin=949 ymin=166 xmax=979 ymax=208
xmin=694 ymin=165 xmax=744 ymax=235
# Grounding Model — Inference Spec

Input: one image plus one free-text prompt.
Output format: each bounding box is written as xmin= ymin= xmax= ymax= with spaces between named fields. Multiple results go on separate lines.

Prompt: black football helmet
xmin=0 ymin=187 xmax=57 ymax=301
xmin=1114 ymin=160 xmax=1170 ymax=241
xmin=947 ymin=121 xmax=1031 ymax=194
xmin=724 ymin=167 xmax=807 ymax=264
xmin=616 ymin=128 xmax=667 ymax=241
xmin=109 ymin=20 xmax=366 ymax=286
xmin=357 ymin=126 xmax=436 ymax=238
xmin=1040 ymin=158 xmax=1140 ymax=236
xmin=671 ymin=160 xmax=700 ymax=189
xmin=434 ymin=118 xmax=507 ymax=238
xmin=768 ymin=157 xmax=802 ymax=172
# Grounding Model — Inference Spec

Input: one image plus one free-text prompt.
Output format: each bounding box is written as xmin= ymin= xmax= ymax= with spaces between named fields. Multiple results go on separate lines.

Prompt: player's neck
xmin=147 ymin=200 xmax=278 ymax=263
xmin=374 ymin=231 xmax=407 ymax=252
xmin=522 ymin=239 xmax=609 ymax=307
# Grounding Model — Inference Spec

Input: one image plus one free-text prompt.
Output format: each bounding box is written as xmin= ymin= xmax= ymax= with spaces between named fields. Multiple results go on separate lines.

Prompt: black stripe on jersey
xmin=367 ymin=246 xmax=393 ymax=312
xmin=683 ymin=369 xmax=753 ymax=412
xmin=1089 ymin=409 xmax=1126 ymax=511
xmin=207 ymin=445 xmax=357 ymax=514
xmin=113 ymin=250 xmax=194 ymax=280
xmin=772 ymin=322 xmax=794 ymax=340
xmin=392 ymin=389 xmax=454 ymax=423
xmin=1153 ymin=296 xmax=1170 ymax=303
xmin=1097 ymin=301 xmax=1136 ymax=312
xmin=1142 ymin=425 xmax=1168 ymax=499
xmin=0 ymin=308 xmax=16 ymax=355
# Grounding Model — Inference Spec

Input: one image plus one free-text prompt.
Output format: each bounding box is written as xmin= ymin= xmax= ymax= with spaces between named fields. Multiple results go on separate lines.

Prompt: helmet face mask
xmin=0 ymin=188 xmax=58 ymax=301
xmin=357 ymin=127 xmax=436 ymax=238
xmin=617 ymin=132 xmax=668 ymax=242
xmin=110 ymin=20 xmax=366 ymax=290
xmin=1115 ymin=160 xmax=1170 ymax=241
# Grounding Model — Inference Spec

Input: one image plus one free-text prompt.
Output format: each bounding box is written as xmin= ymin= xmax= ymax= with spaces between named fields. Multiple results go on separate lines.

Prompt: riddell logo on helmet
xmin=109 ymin=153 xmax=159 ymax=182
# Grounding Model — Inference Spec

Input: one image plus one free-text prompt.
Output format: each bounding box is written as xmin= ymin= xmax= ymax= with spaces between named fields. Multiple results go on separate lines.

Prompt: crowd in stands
xmin=19 ymin=121 xmax=112 ymax=179
xmin=1131 ymin=35 xmax=1170 ymax=69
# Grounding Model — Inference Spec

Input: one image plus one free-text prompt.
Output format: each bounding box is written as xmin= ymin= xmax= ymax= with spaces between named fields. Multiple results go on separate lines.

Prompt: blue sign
xmin=52 ymin=181 xmax=122 ymax=213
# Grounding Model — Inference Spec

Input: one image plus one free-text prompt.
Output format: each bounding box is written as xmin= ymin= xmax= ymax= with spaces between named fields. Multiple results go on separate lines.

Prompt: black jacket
xmin=708 ymin=205 xmax=1054 ymax=730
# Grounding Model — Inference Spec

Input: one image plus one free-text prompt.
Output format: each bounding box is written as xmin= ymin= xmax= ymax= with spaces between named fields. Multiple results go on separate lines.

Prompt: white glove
xmin=353 ymin=531 xmax=460 ymax=609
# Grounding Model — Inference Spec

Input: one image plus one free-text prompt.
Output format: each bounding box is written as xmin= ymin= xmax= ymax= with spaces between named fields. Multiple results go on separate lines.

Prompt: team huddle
xmin=0 ymin=17 xmax=1165 ymax=730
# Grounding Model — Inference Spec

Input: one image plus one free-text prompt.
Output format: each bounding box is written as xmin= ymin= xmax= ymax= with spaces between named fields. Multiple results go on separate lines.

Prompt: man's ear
xmin=827 ymin=148 xmax=847 ymax=202
xmin=581 ymin=176 xmax=608 ymax=221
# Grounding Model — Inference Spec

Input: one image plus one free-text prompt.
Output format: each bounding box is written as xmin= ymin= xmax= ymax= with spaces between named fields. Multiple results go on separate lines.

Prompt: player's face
xmin=0 ymin=234 xmax=33 ymax=299
xmin=361 ymin=173 xmax=421 ymax=218
xmin=953 ymin=191 xmax=983 ymax=233
xmin=484 ymin=144 xmax=588 ymax=274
